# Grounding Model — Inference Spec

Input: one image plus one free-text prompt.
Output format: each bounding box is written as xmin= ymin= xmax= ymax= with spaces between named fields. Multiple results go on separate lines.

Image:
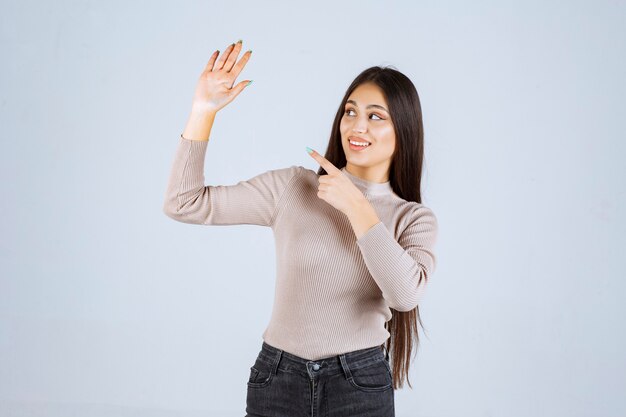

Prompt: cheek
xmin=374 ymin=125 xmax=394 ymax=142
xmin=339 ymin=117 xmax=349 ymax=132
xmin=381 ymin=136 xmax=396 ymax=154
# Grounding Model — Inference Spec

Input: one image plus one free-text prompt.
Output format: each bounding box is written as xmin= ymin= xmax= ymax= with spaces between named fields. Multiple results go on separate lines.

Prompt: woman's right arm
xmin=162 ymin=41 xmax=302 ymax=227
xmin=162 ymin=133 xmax=302 ymax=227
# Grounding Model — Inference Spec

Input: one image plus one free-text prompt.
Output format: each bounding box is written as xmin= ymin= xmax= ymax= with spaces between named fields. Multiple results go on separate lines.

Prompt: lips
xmin=348 ymin=136 xmax=371 ymax=144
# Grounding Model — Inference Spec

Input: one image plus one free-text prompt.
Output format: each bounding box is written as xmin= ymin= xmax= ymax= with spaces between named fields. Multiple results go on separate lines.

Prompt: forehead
xmin=346 ymin=83 xmax=387 ymax=107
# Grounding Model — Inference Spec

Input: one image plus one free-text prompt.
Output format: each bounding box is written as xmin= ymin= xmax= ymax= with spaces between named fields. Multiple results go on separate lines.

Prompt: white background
xmin=1 ymin=0 xmax=624 ymax=416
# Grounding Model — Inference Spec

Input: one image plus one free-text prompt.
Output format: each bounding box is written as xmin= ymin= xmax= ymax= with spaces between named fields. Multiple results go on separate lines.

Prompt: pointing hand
xmin=306 ymin=147 xmax=367 ymax=216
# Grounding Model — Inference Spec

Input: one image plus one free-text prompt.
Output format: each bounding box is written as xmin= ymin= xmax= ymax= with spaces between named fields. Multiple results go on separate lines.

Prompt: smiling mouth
xmin=348 ymin=137 xmax=371 ymax=146
xmin=348 ymin=138 xmax=371 ymax=149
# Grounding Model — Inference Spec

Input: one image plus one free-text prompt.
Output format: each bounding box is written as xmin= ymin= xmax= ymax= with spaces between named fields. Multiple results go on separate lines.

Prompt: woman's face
xmin=340 ymin=82 xmax=396 ymax=182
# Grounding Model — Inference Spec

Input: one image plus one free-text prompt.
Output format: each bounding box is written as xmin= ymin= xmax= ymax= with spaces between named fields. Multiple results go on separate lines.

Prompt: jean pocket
xmin=348 ymin=358 xmax=393 ymax=392
xmin=382 ymin=356 xmax=393 ymax=376
xmin=247 ymin=360 xmax=274 ymax=388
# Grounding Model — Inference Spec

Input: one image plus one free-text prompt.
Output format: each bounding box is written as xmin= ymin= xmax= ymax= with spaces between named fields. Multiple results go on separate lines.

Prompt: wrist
xmin=346 ymin=196 xmax=374 ymax=220
xmin=182 ymin=110 xmax=217 ymax=142
xmin=190 ymin=106 xmax=218 ymax=118
xmin=347 ymin=199 xmax=381 ymax=240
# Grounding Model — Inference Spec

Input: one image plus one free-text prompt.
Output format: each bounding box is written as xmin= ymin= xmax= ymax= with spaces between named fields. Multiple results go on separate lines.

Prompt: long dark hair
xmin=317 ymin=65 xmax=427 ymax=390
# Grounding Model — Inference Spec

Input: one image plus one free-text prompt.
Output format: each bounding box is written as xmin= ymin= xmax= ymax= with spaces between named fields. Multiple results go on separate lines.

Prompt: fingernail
xmin=237 ymin=39 xmax=243 ymax=44
xmin=306 ymin=146 xmax=314 ymax=154
xmin=247 ymin=80 xmax=253 ymax=86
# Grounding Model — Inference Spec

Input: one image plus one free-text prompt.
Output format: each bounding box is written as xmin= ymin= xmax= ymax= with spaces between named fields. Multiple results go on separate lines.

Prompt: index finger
xmin=306 ymin=147 xmax=341 ymax=174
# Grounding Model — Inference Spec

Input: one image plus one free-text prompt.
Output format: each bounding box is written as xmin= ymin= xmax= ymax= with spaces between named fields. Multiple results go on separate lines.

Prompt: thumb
xmin=230 ymin=80 xmax=253 ymax=98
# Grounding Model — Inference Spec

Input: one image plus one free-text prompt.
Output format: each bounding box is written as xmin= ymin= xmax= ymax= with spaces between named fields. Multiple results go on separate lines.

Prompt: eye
xmin=344 ymin=108 xmax=384 ymax=120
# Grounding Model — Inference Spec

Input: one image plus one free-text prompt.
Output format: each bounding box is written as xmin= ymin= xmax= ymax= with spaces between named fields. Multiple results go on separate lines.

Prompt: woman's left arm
xmin=348 ymin=204 xmax=439 ymax=312
xmin=305 ymin=148 xmax=438 ymax=310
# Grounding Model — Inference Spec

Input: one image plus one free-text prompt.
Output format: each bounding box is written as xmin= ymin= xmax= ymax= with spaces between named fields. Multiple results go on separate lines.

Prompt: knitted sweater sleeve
xmin=163 ymin=136 xmax=302 ymax=227
xmin=355 ymin=205 xmax=439 ymax=312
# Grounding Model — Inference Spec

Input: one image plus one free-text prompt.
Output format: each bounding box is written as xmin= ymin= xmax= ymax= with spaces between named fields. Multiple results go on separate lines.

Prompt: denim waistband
xmin=256 ymin=341 xmax=389 ymax=377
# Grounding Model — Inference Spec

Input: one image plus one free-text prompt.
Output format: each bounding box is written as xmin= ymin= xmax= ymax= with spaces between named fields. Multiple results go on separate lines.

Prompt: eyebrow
xmin=346 ymin=99 xmax=388 ymax=113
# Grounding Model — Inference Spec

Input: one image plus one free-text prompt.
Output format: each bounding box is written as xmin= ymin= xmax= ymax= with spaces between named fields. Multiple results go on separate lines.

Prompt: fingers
xmin=223 ymin=39 xmax=246 ymax=73
xmin=307 ymin=148 xmax=342 ymax=174
xmin=213 ymin=42 xmax=237 ymax=71
xmin=229 ymin=48 xmax=252 ymax=79
xmin=206 ymin=40 xmax=251 ymax=78
xmin=231 ymin=79 xmax=252 ymax=97
xmin=203 ymin=49 xmax=220 ymax=72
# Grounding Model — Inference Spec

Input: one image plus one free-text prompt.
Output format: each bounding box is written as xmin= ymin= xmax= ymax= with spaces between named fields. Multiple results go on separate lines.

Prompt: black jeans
xmin=245 ymin=341 xmax=395 ymax=417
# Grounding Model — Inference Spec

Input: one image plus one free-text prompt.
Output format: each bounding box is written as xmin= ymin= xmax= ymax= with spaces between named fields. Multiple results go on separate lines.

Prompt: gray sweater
xmin=163 ymin=136 xmax=438 ymax=361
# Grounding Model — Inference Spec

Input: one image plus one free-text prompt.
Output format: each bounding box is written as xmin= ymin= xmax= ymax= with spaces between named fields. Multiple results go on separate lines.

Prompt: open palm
xmin=191 ymin=40 xmax=252 ymax=114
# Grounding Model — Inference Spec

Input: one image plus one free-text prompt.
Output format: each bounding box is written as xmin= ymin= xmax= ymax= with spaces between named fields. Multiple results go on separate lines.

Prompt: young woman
xmin=163 ymin=39 xmax=438 ymax=417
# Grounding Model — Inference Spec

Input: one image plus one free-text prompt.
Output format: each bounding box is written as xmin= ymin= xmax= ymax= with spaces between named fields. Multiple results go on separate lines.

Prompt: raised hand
xmin=190 ymin=40 xmax=253 ymax=114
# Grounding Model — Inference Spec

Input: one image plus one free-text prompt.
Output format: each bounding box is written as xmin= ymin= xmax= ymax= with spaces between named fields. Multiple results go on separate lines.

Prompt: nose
xmin=352 ymin=122 xmax=366 ymax=134
xmin=350 ymin=112 xmax=368 ymax=133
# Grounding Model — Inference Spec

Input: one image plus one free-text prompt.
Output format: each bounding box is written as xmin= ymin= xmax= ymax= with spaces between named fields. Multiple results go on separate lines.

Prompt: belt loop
xmin=271 ymin=346 xmax=283 ymax=375
xmin=338 ymin=353 xmax=353 ymax=379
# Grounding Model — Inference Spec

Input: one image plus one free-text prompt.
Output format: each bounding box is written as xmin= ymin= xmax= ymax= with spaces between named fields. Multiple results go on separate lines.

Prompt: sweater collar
xmin=340 ymin=166 xmax=393 ymax=196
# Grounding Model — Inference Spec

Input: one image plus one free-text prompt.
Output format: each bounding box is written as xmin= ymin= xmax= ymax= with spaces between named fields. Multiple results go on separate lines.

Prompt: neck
xmin=341 ymin=166 xmax=393 ymax=196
